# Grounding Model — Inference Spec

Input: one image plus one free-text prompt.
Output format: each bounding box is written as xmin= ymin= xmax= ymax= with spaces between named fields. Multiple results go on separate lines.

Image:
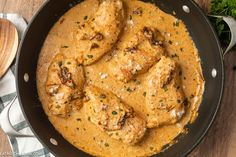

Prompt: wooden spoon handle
xmin=0 ymin=18 xmax=18 ymax=78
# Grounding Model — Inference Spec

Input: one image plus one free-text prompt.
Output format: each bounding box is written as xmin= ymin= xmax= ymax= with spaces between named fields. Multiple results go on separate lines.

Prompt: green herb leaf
xmin=87 ymin=54 xmax=93 ymax=58
xmin=127 ymin=87 xmax=133 ymax=92
xmin=210 ymin=0 xmax=236 ymax=47
xmin=112 ymin=111 xmax=118 ymax=115
xmin=99 ymin=94 xmax=106 ymax=99
xmin=143 ymin=92 xmax=147 ymax=97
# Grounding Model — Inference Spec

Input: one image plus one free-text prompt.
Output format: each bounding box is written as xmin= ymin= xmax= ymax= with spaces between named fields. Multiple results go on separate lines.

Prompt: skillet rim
xmin=15 ymin=0 xmax=225 ymax=157
xmin=173 ymin=0 xmax=224 ymax=156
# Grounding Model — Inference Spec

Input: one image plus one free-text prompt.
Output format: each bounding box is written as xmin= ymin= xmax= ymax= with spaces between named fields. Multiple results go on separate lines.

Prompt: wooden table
xmin=0 ymin=0 xmax=236 ymax=156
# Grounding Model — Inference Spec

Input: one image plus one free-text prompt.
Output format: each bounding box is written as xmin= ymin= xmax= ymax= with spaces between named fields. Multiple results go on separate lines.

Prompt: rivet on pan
xmin=182 ymin=5 xmax=190 ymax=13
xmin=211 ymin=69 xmax=217 ymax=78
xmin=50 ymin=138 xmax=58 ymax=146
xmin=23 ymin=73 xmax=29 ymax=82
xmin=69 ymin=3 xmax=73 ymax=8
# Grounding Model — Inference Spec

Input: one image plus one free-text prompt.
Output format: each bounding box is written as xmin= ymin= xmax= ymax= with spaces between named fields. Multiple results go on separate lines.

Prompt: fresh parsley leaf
xmin=210 ymin=0 xmax=236 ymax=48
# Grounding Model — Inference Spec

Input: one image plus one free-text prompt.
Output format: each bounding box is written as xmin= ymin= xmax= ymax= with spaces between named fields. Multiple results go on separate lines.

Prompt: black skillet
xmin=4 ymin=0 xmax=235 ymax=156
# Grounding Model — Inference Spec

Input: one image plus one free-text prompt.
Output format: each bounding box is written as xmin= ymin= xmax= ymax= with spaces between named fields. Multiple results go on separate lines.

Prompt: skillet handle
xmin=0 ymin=96 xmax=34 ymax=137
xmin=209 ymin=15 xmax=236 ymax=57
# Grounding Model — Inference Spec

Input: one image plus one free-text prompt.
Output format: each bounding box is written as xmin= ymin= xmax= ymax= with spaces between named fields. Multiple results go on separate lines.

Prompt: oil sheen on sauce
xmin=36 ymin=0 xmax=205 ymax=156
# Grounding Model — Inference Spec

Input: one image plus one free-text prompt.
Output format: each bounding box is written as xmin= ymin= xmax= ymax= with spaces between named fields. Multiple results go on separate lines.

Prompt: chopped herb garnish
xmin=104 ymin=143 xmax=109 ymax=147
xmin=112 ymin=111 xmax=118 ymax=115
xmin=173 ymin=20 xmax=180 ymax=27
xmin=163 ymin=85 xmax=168 ymax=92
xmin=171 ymin=53 xmax=179 ymax=58
xmin=61 ymin=45 xmax=68 ymax=48
xmin=87 ymin=54 xmax=93 ymax=58
xmin=99 ymin=94 xmax=106 ymax=99
xmin=143 ymin=92 xmax=147 ymax=97
xmin=91 ymin=43 xmax=99 ymax=49
xmin=127 ymin=87 xmax=133 ymax=92
xmin=84 ymin=15 xmax=88 ymax=20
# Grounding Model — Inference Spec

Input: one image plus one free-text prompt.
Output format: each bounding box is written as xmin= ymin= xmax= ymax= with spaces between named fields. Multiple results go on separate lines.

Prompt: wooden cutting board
xmin=1 ymin=0 xmax=236 ymax=157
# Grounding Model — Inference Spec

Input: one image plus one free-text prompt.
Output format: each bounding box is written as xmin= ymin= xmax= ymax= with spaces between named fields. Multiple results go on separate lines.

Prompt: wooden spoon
xmin=0 ymin=18 xmax=18 ymax=78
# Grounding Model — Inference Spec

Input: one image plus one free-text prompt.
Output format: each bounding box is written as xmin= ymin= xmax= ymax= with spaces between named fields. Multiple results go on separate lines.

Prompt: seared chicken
xmin=76 ymin=0 xmax=125 ymax=65
xmin=84 ymin=85 xmax=146 ymax=144
xmin=110 ymin=27 xmax=165 ymax=82
xmin=46 ymin=54 xmax=85 ymax=117
xmin=145 ymin=56 xmax=186 ymax=128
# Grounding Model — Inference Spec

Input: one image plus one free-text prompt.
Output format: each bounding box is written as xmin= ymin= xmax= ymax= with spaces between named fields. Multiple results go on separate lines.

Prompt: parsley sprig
xmin=210 ymin=0 xmax=236 ymax=47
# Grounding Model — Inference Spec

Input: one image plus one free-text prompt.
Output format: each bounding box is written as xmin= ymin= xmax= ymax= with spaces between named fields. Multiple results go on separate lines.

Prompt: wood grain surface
xmin=1 ymin=0 xmax=236 ymax=157
xmin=0 ymin=18 xmax=18 ymax=78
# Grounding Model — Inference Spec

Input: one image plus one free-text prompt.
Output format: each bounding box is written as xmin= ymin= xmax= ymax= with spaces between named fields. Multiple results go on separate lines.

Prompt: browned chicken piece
xmin=145 ymin=56 xmax=186 ymax=128
xmin=84 ymin=85 xmax=146 ymax=144
xmin=110 ymin=27 xmax=165 ymax=82
xmin=76 ymin=0 xmax=125 ymax=65
xmin=46 ymin=54 xmax=85 ymax=118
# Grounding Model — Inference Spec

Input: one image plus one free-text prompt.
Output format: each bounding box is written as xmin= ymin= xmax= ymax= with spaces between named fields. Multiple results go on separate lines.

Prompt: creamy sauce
xmin=37 ymin=0 xmax=204 ymax=156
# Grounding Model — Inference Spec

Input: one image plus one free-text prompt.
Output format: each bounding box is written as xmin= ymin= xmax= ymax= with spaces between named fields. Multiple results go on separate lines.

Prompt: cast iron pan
xmin=15 ymin=0 xmax=224 ymax=156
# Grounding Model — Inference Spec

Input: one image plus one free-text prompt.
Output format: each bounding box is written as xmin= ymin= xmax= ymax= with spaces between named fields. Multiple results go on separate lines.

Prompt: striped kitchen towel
xmin=0 ymin=13 xmax=54 ymax=157
xmin=0 ymin=67 xmax=53 ymax=157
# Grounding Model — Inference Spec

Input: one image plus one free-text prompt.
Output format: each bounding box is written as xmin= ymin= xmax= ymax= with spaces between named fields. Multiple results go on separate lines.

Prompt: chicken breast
xmin=76 ymin=0 xmax=125 ymax=65
xmin=110 ymin=27 xmax=165 ymax=82
xmin=46 ymin=54 xmax=85 ymax=117
xmin=145 ymin=56 xmax=186 ymax=128
xmin=84 ymin=85 xmax=146 ymax=144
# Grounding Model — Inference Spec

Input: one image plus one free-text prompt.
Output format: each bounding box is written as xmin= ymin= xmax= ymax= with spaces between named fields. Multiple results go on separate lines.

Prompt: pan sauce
xmin=37 ymin=0 xmax=205 ymax=156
